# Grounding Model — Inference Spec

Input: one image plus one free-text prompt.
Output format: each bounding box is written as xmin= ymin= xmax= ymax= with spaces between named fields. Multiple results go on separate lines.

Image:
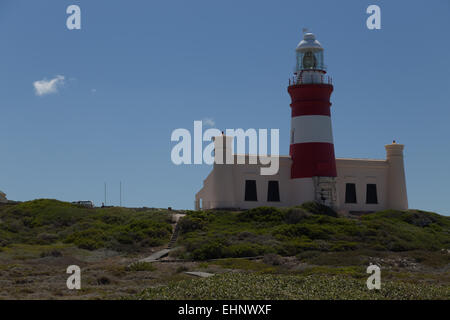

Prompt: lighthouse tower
xmin=288 ymin=32 xmax=337 ymax=207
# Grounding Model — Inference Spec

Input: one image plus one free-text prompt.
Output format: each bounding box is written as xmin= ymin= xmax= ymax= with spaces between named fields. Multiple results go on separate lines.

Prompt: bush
xmin=263 ymin=253 xmax=283 ymax=266
xmin=284 ymin=208 xmax=310 ymax=224
xmin=76 ymin=238 xmax=104 ymax=250
xmin=330 ymin=241 xmax=358 ymax=251
xmin=174 ymin=204 xmax=450 ymax=259
xmin=224 ymin=243 xmax=270 ymax=258
xmin=192 ymin=240 xmax=226 ymax=260
xmin=239 ymin=207 xmax=284 ymax=223
xmin=0 ymin=199 xmax=173 ymax=252
xmin=40 ymin=249 xmax=63 ymax=258
xmin=404 ymin=211 xmax=438 ymax=227
xmin=300 ymin=202 xmax=337 ymax=217
xmin=37 ymin=233 xmax=59 ymax=245
xmin=179 ymin=216 xmax=207 ymax=234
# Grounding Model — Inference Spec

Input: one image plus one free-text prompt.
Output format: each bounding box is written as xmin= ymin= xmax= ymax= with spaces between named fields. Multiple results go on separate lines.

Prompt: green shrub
xmin=0 ymin=199 xmax=173 ymax=252
xmin=76 ymin=238 xmax=104 ymax=250
xmin=192 ymin=240 xmax=226 ymax=260
xmin=165 ymin=204 xmax=449 ymax=259
xmin=36 ymin=233 xmax=59 ymax=245
xmin=284 ymin=208 xmax=310 ymax=224
xmin=239 ymin=207 xmax=284 ymax=223
xmin=224 ymin=243 xmax=270 ymax=258
xmin=40 ymin=249 xmax=63 ymax=258
xmin=300 ymin=202 xmax=338 ymax=217
xmin=263 ymin=253 xmax=283 ymax=266
xmin=179 ymin=215 xmax=207 ymax=234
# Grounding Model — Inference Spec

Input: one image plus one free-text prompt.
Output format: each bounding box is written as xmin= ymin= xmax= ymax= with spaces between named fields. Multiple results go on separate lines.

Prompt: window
xmin=345 ymin=183 xmax=357 ymax=204
xmin=245 ymin=180 xmax=258 ymax=201
xmin=267 ymin=181 xmax=280 ymax=202
xmin=366 ymin=184 xmax=378 ymax=204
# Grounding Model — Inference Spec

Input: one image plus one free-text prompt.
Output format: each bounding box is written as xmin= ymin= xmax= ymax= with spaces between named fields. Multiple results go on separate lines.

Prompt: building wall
xmin=229 ymin=155 xmax=293 ymax=209
xmin=335 ymin=159 xmax=388 ymax=213
xmin=195 ymin=143 xmax=408 ymax=213
xmin=0 ymin=191 xmax=7 ymax=203
xmin=196 ymin=156 xmax=294 ymax=210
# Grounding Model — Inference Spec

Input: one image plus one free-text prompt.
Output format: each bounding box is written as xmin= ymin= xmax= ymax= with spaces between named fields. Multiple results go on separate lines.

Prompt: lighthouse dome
xmin=296 ymin=32 xmax=323 ymax=52
xmin=295 ymin=31 xmax=326 ymax=72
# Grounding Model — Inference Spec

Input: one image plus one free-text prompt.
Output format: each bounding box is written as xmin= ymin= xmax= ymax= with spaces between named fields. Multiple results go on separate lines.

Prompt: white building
xmin=195 ymin=32 xmax=408 ymax=213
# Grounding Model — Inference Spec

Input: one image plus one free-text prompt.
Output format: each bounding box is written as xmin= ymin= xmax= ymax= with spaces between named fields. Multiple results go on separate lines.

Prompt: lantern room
xmin=295 ymin=32 xmax=325 ymax=72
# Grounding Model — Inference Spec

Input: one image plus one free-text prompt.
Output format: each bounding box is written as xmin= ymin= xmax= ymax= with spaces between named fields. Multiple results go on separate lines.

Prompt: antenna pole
xmin=120 ymin=181 xmax=122 ymax=207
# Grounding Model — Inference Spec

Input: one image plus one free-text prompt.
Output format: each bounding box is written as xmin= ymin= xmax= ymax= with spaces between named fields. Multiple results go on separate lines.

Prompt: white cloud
xmin=203 ymin=118 xmax=215 ymax=127
xmin=33 ymin=75 xmax=65 ymax=96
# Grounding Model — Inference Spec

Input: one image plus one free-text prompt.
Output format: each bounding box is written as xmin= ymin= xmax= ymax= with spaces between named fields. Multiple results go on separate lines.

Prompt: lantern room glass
xmin=296 ymin=50 xmax=325 ymax=72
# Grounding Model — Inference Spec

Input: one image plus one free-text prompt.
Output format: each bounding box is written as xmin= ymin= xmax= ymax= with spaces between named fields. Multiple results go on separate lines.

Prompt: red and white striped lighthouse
xmin=288 ymin=32 xmax=337 ymax=205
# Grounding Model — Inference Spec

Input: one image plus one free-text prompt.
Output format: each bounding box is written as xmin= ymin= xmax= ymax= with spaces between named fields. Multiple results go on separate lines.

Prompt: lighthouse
xmin=195 ymin=30 xmax=408 ymax=213
xmin=288 ymin=32 xmax=337 ymax=207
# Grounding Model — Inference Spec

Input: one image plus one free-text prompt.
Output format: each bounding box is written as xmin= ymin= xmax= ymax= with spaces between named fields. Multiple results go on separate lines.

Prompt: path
xmin=184 ymin=271 xmax=214 ymax=278
xmin=137 ymin=212 xmax=185 ymax=263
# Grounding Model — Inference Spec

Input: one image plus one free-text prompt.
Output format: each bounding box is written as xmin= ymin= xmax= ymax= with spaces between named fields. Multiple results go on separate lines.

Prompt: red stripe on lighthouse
xmin=291 ymin=102 xmax=331 ymax=117
xmin=289 ymin=142 xmax=337 ymax=178
xmin=288 ymin=82 xmax=336 ymax=179
xmin=289 ymin=84 xmax=333 ymax=117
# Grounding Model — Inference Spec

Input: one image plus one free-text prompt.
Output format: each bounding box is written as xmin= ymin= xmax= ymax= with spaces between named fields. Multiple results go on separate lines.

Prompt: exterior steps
xmin=167 ymin=220 xmax=181 ymax=249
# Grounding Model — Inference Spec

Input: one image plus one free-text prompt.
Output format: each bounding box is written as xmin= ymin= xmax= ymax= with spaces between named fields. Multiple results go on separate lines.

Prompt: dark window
xmin=245 ymin=180 xmax=258 ymax=201
xmin=345 ymin=183 xmax=357 ymax=203
xmin=267 ymin=181 xmax=280 ymax=202
xmin=366 ymin=184 xmax=378 ymax=204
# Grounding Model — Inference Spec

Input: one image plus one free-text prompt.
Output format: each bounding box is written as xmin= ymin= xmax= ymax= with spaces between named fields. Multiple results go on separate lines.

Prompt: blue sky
xmin=0 ymin=0 xmax=449 ymax=214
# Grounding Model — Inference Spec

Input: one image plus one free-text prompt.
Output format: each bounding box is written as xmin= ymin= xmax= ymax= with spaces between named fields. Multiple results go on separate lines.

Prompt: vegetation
xmin=0 ymin=200 xmax=448 ymax=300
xmin=176 ymin=205 xmax=450 ymax=260
xmin=126 ymin=262 xmax=157 ymax=272
xmin=0 ymin=199 xmax=173 ymax=252
xmin=135 ymin=272 xmax=449 ymax=300
xmin=208 ymin=258 xmax=276 ymax=273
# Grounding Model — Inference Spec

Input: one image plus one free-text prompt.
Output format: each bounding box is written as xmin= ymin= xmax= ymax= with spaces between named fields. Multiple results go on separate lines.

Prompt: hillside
xmin=174 ymin=203 xmax=450 ymax=261
xmin=0 ymin=199 xmax=173 ymax=252
xmin=0 ymin=200 xmax=448 ymax=300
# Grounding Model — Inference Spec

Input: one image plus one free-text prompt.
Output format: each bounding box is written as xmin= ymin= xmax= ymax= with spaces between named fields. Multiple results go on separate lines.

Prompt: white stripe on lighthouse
xmin=291 ymin=115 xmax=334 ymax=144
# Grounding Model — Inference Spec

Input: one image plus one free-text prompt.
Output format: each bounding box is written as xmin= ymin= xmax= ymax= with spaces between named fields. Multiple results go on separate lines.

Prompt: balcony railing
xmin=289 ymin=74 xmax=333 ymax=86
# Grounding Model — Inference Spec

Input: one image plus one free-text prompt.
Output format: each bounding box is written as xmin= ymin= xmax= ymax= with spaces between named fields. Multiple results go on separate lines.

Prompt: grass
xmin=0 ymin=199 xmax=173 ymax=253
xmin=208 ymin=258 xmax=275 ymax=273
xmin=135 ymin=272 xmax=450 ymax=300
xmin=126 ymin=262 xmax=157 ymax=272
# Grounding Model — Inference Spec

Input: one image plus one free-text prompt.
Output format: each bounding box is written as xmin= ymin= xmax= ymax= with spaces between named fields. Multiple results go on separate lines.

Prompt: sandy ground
xmin=0 ymin=245 xmax=205 ymax=300
xmin=1 ymin=244 xmax=448 ymax=299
